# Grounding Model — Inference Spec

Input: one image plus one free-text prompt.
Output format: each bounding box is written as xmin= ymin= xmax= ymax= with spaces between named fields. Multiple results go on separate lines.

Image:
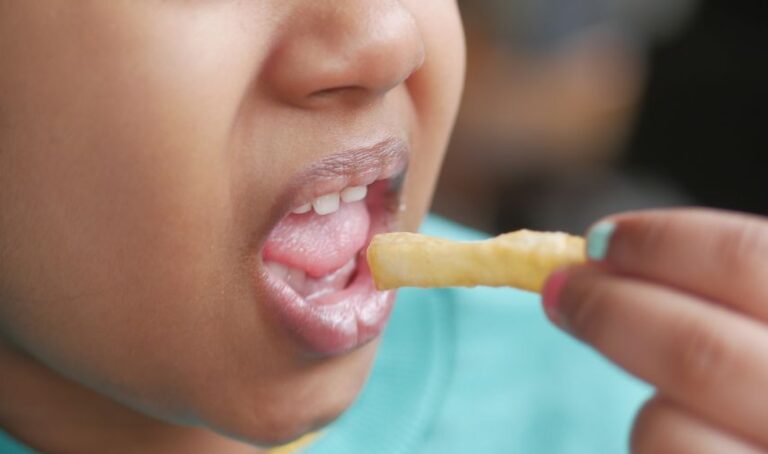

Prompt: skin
xmin=545 ymin=209 xmax=768 ymax=453
xmin=0 ymin=0 xmax=465 ymax=452
xmin=2 ymin=2 xmax=766 ymax=453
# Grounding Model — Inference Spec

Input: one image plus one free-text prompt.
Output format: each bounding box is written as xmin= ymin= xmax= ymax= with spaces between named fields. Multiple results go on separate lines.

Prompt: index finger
xmin=586 ymin=208 xmax=768 ymax=322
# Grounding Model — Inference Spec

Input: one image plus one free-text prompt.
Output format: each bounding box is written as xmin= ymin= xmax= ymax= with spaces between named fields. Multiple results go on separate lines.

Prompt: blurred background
xmin=434 ymin=0 xmax=767 ymax=234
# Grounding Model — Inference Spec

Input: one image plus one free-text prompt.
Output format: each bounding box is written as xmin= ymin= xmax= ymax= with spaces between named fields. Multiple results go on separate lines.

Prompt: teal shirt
xmin=0 ymin=216 xmax=649 ymax=453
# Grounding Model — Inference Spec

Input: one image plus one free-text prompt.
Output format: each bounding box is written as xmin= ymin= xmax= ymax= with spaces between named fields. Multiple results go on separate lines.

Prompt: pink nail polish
xmin=542 ymin=269 xmax=569 ymax=326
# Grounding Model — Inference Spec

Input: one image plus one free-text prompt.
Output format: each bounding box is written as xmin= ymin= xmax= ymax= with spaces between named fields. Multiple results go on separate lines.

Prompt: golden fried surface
xmin=367 ymin=230 xmax=585 ymax=293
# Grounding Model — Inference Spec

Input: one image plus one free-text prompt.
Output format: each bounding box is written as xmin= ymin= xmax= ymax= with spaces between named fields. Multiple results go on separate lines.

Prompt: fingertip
xmin=541 ymin=268 xmax=570 ymax=327
xmin=586 ymin=220 xmax=617 ymax=262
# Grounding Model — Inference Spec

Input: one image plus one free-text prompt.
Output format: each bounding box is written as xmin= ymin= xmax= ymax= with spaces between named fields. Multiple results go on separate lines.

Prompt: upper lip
xmin=273 ymin=137 xmax=410 ymax=217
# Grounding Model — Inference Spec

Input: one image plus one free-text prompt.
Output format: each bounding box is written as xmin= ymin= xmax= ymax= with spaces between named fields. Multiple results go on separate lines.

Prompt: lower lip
xmin=258 ymin=190 xmax=398 ymax=356
xmin=262 ymin=257 xmax=396 ymax=356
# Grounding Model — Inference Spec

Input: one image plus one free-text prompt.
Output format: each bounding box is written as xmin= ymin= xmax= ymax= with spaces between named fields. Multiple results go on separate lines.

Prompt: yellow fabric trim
xmin=268 ymin=432 xmax=319 ymax=454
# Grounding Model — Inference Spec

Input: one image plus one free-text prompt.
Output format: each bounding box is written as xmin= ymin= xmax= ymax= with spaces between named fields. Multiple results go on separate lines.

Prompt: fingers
xmin=542 ymin=266 xmax=768 ymax=446
xmin=585 ymin=209 xmax=768 ymax=322
xmin=632 ymin=396 xmax=765 ymax=454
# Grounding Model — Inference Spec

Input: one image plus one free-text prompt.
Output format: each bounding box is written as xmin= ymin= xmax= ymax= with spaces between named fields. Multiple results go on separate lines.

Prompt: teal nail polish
xmin=587 ymin=221 xmax=616 ymax=261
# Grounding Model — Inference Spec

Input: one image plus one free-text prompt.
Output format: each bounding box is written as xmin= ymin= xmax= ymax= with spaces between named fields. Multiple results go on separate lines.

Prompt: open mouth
xmin=258 ymin=140 xmax=407 ymax=356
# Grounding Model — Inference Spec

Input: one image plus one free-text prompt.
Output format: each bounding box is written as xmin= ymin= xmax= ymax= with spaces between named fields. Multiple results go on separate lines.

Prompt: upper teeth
xmin=312 ymin=193 xmax=340 ymax=215
xmin=341 ymin=185 xmax=367 ymax=203
xmin=292 ymin=185 xmax=368 ymax=216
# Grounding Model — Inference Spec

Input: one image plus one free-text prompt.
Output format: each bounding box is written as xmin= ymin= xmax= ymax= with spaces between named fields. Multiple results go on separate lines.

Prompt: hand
xmin=542 ymin=209 xmax=768 ymax=453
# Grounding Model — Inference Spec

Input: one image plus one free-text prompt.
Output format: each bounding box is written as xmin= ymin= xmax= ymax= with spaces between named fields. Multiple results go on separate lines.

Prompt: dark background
xmin=622 ymin=0 xmax=767 ymax=215
xmin=435 ymin=0 xmax=767 ymax=234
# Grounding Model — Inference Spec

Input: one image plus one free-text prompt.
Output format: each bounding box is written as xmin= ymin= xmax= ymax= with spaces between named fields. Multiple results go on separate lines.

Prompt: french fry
xmin=367 ymin=230 xmax=585 ymax=293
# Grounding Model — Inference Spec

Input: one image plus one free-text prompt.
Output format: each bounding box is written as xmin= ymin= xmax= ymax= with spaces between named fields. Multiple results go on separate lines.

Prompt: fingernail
xmin=587 ymin=221 xmax=616 ymax=262
xmin=541 ymin=269 xmax=569 ymax=326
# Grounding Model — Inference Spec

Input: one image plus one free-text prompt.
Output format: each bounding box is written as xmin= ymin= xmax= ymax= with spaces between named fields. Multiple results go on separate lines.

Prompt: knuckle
xmin=713 ymin=219 xmax=768 ymax=277
xmin=668 ymin=316 xmax=733 ymax=395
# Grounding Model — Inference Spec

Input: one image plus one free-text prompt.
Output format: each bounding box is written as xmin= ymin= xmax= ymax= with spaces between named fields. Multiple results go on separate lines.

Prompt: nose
xmin=262 ymin=0 xmax=425 ymax=108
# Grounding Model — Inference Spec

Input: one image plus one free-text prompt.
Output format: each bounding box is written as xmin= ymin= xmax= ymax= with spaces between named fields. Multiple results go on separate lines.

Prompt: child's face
xmin=0 ymin=1 xmax=464 ymax=446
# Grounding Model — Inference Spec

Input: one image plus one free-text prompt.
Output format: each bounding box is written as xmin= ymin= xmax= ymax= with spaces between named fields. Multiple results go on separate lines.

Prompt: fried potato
xmin=367 ymin=230 xmax=585 ymax=293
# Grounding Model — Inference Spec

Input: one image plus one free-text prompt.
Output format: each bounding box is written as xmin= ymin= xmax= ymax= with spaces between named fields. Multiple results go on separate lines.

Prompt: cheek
xmin=0 ymin=3 xmax=386 ymax=440
xmin=400 ymin=0 xmax=466 ymax=230
xmin=0 ymin=1 xmax=289 ymax=424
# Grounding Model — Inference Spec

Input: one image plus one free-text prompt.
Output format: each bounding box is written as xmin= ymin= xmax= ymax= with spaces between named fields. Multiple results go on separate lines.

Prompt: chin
xmin=195 ymin=338 xmax=380 ymax=447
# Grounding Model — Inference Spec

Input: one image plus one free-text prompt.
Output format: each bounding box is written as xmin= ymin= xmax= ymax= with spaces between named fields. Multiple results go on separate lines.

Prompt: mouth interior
xmin=262 ymin=179 xmax=397 ymax=301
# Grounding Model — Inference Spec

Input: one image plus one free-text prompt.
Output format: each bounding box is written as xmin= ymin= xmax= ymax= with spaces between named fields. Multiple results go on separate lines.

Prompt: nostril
xmin=307 ymin=86 xmax=381 ymax=109
xmin=310 ymin=86 xmax=363 ymax=99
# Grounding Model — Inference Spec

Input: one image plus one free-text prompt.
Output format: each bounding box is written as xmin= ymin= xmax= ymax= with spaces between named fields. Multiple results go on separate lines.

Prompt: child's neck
xmin=0 ymin=338 xmax=266 ymax=454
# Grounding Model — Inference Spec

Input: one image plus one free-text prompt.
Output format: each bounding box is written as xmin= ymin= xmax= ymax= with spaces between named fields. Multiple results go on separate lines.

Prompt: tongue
xmin=263 ymin=201 xmax=370 ymax=277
